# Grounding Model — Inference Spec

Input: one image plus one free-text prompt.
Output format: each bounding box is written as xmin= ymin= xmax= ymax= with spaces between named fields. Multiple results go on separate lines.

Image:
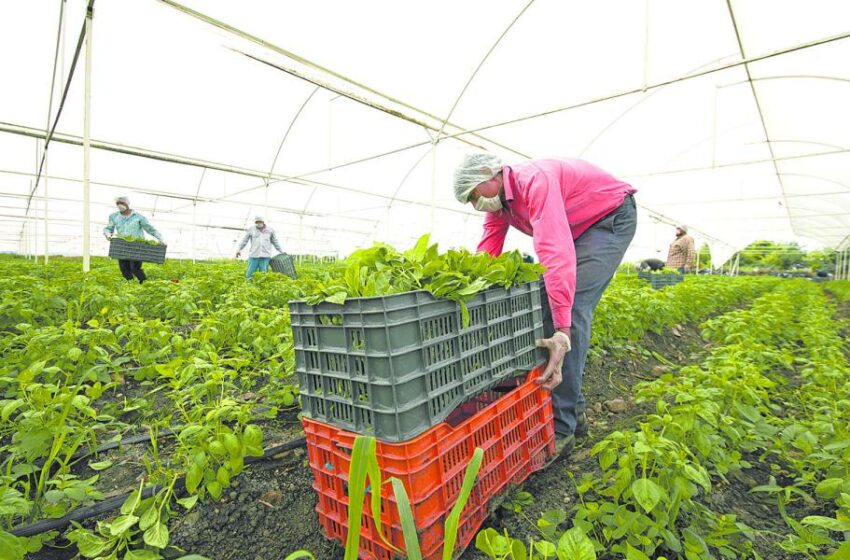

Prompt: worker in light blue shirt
xmin=103 ymin=196 xmax=165 ymax=283
xmin=236 ymin=216 xmax=283 ymax=279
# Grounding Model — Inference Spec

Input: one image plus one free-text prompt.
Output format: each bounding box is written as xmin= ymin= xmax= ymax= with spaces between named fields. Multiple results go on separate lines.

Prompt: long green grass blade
xmin=390 ymin=477 xmax=422 ymax=560
xmin=344 ymin=436 xmax=372 ymax=560
xmin=365 ymin=437 xmax=400 ymax=553
xmin=442 ymin=447 xmax=484 ymax=560
xmin=283 ymin=552 xmax=317 ymax=560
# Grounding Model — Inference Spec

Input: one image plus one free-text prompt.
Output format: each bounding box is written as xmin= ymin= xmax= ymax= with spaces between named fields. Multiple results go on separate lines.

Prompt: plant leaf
xmin=390 ymin=478 xmax=422 ymax=560
xmin=442 ymin=447 xmax=484 ymax=560
xmin=631 ymin=478 xmax=663 ymax=513
xmin=143 ymin=522 xmax=170 ymax=549
xmin=556 ymin=526 xmax=596 ymax=560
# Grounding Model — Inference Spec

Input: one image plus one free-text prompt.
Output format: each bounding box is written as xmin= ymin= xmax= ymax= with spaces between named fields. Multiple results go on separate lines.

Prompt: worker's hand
xmin=235 ymin=252 xmax=241 ymax=259
xmin=104 ymin=233 xmax=112 ymax=240
xmin=535 ymin=329 xmax=571 ymax=390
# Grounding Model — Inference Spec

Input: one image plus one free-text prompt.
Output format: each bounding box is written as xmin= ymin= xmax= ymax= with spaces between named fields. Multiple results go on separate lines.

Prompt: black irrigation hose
xmin=11 ymin=436 xmax=307 ymax=538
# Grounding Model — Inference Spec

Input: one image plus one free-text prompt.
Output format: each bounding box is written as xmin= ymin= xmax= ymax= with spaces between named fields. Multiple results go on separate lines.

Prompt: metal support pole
xmin=44 ymin=153 xmax=49 ymax=264
xmin=711 ymin=86 xmax=719 ymax=168
xmin=82 ymin=4 xmax=93 ymax=272
xmin=33 ymin=195 xmax=39 ymax=264
xmin=191 ymin=202 xmax=197 ymax=264
xmin=429 ymin=143 xmax=437 ymax=234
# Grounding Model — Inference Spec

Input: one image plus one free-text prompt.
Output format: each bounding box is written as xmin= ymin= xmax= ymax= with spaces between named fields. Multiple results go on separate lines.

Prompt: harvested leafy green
xmin=304 ymin=234 xmax=545 ymax=326
xmin=114 ymin=235 xmax=163 ymax=246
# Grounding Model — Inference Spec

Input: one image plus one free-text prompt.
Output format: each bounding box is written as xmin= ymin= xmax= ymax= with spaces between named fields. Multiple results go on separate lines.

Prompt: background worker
xmin=453 ymin=153 xmax=637 ymax=457
xmin=639 ymin=258 xmax=666 ymax=271
xmin=103 ymin=196 xmax=165 ymax=284
xmin=667 ymin=225 xmax=696 ymax=274
xmin=236 ymin=216 xmax=284 ymax=279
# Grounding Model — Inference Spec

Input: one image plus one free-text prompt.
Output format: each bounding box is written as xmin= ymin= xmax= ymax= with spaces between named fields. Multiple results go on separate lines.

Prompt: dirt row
xmin=168 ymin=324 xmax=714 ymax=560
xmin=35 ymin=293 xmax=841 ymax=560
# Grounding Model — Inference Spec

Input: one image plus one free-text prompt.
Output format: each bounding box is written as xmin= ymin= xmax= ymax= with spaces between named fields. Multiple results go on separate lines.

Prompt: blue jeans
xmin=246 ymin=257 xmax=270 ymax=279
xmin=541 ymin=195 xmax=638 ymax=436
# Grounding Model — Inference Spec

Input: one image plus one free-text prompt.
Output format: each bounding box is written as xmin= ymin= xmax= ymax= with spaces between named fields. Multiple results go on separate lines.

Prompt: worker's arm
xmin=236 ymin=230 xmax=251 ymax=257
xmin=686 ymin=238 xmax=697 ymax=271
xmin=476 ymin=211 xmax=510 ymax=256
xmin=525 ymin=172 xmax=577 ymax=390
xmin=139 ymin=215 xmax=164 ymax=242
xmin=527 ymin=174 xmax=576 ymax=331
xmin=103 ymin=215 xmax=115 ymax=238
xmin=270 ymin=230 xmax=284 ymax=254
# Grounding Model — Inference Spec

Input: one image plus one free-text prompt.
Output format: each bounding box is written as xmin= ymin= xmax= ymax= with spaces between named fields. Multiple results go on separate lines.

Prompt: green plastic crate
xmin=270 ymin=253 xmax=297 ymax=278
xmin=638 ymin=271 xmax=683 ymax=289
xmin=288 ymin=281 xmax=545 ymax=442
xmin=108 ymin=238 xmax=166 ymax=264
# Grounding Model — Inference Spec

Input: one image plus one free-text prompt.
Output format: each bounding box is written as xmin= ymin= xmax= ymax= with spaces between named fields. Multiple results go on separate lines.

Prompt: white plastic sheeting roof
xmin=1 ymin=0 xmax=849 ymax=263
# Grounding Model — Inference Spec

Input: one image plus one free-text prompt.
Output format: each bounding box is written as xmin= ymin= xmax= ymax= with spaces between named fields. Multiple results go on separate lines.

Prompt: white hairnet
xmin=254 ymin=216 xmax=264 ymax=222
xmin=677 ymin=224 xmax=688 ymax=233
xmin=115 ymin=196 xmax=130 ymax=206
xmin=453 ymin=153 xmax=503 ymax=203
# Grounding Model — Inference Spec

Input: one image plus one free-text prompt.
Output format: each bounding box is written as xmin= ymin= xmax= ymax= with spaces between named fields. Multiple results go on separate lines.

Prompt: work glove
xmin=535 ymin=330 xmax=571 ymax=390
xmin=104 ymin=233 xmax=113 ymax=240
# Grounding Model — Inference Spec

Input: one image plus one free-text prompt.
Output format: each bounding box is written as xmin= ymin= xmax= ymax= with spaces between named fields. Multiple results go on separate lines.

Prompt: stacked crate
xmin=638 ymin=270 xmax=684 ymax=289
xmin=289 ymin=281 xmax=556 ymax=559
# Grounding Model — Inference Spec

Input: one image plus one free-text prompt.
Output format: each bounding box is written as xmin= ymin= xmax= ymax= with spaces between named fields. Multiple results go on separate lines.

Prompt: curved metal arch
xmin=720 ymin=74 xmax=850 ymax=89
xmin=379 ymin=1 xmax=537 ymax=217
xmin=578 ymin=53 xmax=742 ymax=157
xmin=435 ymin=0 xmax=536 ymax=141
xmin=751 ymin=139 xmax=850 ymax=153
xmin=777 ymin=172 xmax=850 ymax=193
xmin=272 ymin=86 xmax=321 ymax=185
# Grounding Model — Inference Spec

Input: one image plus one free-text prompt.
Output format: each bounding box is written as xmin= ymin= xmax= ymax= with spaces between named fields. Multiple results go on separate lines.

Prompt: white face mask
xmin=474 ymin=195 xmax=502 ymax=213
xmin=117 ymin=204 xmax=128 ymax=212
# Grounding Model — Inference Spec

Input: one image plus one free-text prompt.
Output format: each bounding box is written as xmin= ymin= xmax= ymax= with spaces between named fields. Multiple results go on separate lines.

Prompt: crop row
xmin=0 ymin=254 xmax=780 ymax=559
xmin=476 ymin=280 xmax=850 ymax=560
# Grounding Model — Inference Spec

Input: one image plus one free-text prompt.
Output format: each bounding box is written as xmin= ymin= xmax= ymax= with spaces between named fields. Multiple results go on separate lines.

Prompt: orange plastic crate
xmin=303 ymin=367 xmax=555 ymax=559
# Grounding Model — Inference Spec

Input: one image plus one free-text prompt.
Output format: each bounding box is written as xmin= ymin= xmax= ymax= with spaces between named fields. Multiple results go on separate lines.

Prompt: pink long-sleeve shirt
xmin=477 ymin=159 xmax=636 ymax=329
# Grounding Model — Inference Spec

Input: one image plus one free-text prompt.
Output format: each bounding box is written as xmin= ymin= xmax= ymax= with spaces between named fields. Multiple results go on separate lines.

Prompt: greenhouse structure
xmin=2 ymin=2 xmax=850 ymax=560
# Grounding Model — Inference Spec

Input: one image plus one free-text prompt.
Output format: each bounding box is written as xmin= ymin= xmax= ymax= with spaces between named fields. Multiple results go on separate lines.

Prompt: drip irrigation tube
xmin=11 ymin=436 xmax=307 ymax=538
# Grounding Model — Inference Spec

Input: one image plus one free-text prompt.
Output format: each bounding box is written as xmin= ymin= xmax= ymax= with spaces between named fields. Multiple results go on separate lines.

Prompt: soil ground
xmin=31 ymin=293 xmax=848 ymax=560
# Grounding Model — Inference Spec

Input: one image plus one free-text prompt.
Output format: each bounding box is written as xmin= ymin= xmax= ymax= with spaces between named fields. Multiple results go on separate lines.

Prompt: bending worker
xmin=453 ymin=154 xmax=637 ymax=457
xmin=103 ymin=196 xmax=165 ymax=284
xmin=236 ymin=216 xmax=284 ymax=280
